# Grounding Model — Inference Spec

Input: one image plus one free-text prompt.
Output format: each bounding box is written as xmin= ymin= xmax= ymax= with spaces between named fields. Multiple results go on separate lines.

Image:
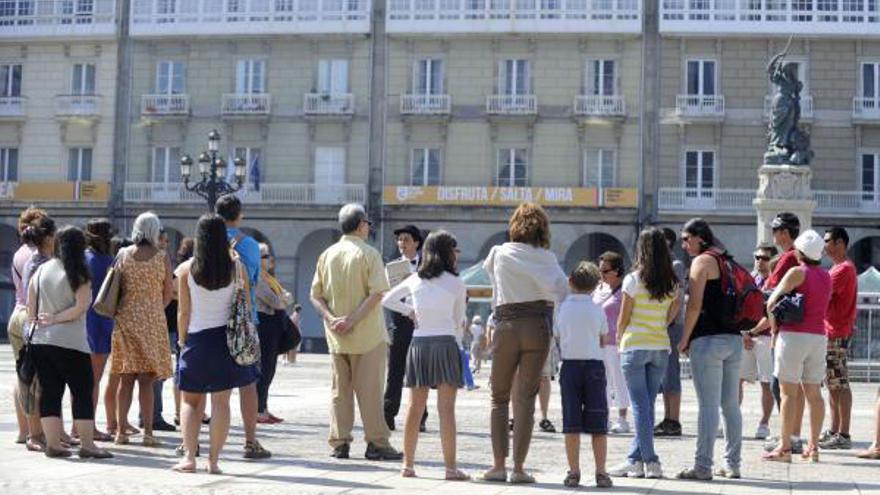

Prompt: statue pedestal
xmin=753 ymin=164 xmax=816 ymax=246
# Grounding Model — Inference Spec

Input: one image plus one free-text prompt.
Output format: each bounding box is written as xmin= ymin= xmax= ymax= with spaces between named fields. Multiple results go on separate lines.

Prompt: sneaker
xmin=790 ymin=437 xmax=804 ymax=454
xmin=676 ymin=467 xmax=712 ymax=481
xmin=153 ymin=419 xmax=176 ymax=432
xmin=655 ymin=419 xmax=682 ymax=437
xmin=714 ymin=465 xmax=741 ymax=479
xmin=509 ymin=471 xmax=536 ymax=484
xmin=645 ymin=461 xmax=663 ymax=479
xmin=609 ymin=460 xmax=644 ymax=478
xmin=539 ymin=419 xmax=556 ymax=433
xmin=330 ymin=443 xmax=350 ymax=459
xmin=820 ymin=433 xmax=852 ymax=450
xmin=755 ymin=423 xmax=771 ymax=440
xmin=653 ymin=419 xmax=669 ymax=435
xmin=818 ymin=429 xmax=835 ymax=443
xmin=610 ymin=419 xmax=631 ymax=434
xmin=364 ymin=442 xmax=403 ymax=461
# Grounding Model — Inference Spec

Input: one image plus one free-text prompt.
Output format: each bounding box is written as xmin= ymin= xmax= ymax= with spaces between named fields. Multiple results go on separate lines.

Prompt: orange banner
xmin=384 ymin=186 xmax=637 ymax=208
xmin=12 ymin=182 xmax=111 ymax=202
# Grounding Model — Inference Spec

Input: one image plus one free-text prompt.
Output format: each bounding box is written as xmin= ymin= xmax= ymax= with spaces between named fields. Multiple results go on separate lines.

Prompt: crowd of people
xmin=7 ymin=199 xmax=880 ymax=487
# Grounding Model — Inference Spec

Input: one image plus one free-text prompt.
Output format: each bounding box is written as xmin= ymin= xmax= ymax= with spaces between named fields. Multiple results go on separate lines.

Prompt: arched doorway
xmin=477 ymin=231 xmax=509 ymax=262
xmin=295 ymin=228 xmax=342 ymax=353
xmin=564 ymin=233 xmax=629 ymax=274
xmin=850 ymin=236 xmax=880 ymax=274
xmin=0 ymin=223 xmax=19 ymax=339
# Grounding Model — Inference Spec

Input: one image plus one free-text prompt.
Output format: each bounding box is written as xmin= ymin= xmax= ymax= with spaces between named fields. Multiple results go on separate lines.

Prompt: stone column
xmin=753 ymin=164 xmax=816 ymax=246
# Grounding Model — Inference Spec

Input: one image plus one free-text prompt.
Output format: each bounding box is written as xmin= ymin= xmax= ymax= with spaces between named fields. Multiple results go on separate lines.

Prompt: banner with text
xmin=383 ymin=186 xmax=637 ymax=208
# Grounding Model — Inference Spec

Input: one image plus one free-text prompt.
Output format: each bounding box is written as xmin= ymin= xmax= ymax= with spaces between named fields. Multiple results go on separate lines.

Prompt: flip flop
xmin=171 ymin=462 xmax=197 ymax=473
xmin=445 ymin=469 xmax=470 ymax=481
xmin=93 ymin=430 xmax=113 ymax=442
xmin=857 ymin=448 xmax=880 ymax=460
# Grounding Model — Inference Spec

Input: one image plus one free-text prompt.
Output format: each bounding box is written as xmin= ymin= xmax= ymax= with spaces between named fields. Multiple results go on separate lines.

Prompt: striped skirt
xmin=405 ymin=335 xmax=464 ymax=389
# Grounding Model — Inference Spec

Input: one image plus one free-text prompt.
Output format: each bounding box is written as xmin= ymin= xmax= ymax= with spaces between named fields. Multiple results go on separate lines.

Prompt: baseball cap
xmin=794 ymin=230 xmax=824 ymax=262
xmin=770 ymin=212 xmax=800 ymax=232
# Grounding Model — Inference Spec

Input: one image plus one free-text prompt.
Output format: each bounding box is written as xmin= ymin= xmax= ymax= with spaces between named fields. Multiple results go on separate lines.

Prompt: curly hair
xmin=508 ymin=202 xmax=550 ymax=249
xmin=18 ymin=207 xmax=48 ymax=234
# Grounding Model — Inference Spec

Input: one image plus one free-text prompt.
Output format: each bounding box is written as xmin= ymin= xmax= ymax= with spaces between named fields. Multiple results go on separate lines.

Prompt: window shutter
xmin=430 ymin=59 xmax=443 ymax=94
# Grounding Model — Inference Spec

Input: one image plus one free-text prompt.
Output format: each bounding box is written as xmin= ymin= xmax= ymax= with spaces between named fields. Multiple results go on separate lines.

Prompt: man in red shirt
xmin=820 ymin=227 xmax=858 ymax=450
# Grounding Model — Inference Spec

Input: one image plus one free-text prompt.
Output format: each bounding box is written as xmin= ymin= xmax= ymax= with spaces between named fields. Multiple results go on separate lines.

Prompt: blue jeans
xmin=621 ymin=349 xmax=669 ymax=464
xmin=689 ymin=334 xmax=743 ymax=470
xmin=461 ymin=348 xmax=474 ymax=388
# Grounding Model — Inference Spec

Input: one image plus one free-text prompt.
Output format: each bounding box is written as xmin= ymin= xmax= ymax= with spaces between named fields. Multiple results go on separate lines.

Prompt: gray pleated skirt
xmin=405 ymin=335 xmax=464 ymax=388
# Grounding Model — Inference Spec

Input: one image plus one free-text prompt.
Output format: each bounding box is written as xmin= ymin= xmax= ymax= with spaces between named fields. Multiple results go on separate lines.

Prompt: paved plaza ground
xmin=1 ymin=348 xmax=879 ymax=494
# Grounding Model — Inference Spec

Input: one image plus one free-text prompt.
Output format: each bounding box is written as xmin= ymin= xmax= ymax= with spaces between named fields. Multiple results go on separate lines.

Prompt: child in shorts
xmin=555 ymin=261 xmax=611 ymax=488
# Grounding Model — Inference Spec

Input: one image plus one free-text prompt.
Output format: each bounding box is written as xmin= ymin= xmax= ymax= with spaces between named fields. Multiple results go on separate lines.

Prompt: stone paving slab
xmin=1 ymin=347 xmax=879 ymax=494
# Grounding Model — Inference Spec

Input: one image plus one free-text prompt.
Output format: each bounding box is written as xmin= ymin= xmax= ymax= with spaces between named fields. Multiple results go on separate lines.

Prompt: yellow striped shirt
xmin=619 ymin=272 xmax=674 ymax=351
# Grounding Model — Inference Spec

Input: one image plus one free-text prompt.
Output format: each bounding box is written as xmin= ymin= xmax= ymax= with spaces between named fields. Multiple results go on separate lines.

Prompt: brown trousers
xmin=329 ymin=341 xmax=392 ymax=449
xmin=489 ymin=301 xmax=552 ymax=466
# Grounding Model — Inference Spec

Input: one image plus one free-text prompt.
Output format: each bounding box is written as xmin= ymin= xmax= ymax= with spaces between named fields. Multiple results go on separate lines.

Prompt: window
xmin=0 ymin=147 xmax=17 ymax=182
xmin=584 ymin=149 xmax=616 ymax=189
xmin=414 ymin=58 xmax=443 ymax=95
xmin=233 ymin=146 xmax=261 ymax=185
xmin=684 ymin=150 xmax=715 ymax=196
xmin=71 ymin=63 xmax=96 ymax=95
xmin=156 ymin=0 xmax=176 ymax=22
xmin=499 ymin=59 xmax=530 ymax=95
xmin=0 ymin=63 xmax=21 ymax=97
xmin=314 ymin=146 xmax=346 ymax=203
xmin=152 ymin=147 xmax=181 ymax=184
xmin=157 ymin=61 xmax=185 ymax=95
xmin=686 ymin=60 xmax=716 ymax=96
xmin=318 ymin=59 xmax=349 ymax=94
xmin=67 ymin=147 xmax=92 ymax=182
xmin=862 ymin=62 xmax=880 ymax=99
xmin=586 ymin=59 xmax=616 ymax=96
xmin=61 ymin=0 xmax=94 ymax=24
xmin=497 ymin=148 xmax=527 ymax=186
xmin=863 ymin=152 xmax=879 ymax=201
xmin=236 ymin=59 xmax=265 ymax=94
xmin=410 ymin=148 xmax=440 ymax=186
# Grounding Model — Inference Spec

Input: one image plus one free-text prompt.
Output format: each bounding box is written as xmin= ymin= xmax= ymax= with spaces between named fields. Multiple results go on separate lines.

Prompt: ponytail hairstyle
xmin=56 ymin=226 xmax=91 ymax=292
xmin=21 ymin=215 xmax=57 ymax=250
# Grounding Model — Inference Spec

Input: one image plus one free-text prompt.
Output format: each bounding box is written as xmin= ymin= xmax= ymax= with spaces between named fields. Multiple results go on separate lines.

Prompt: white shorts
xmin=602 ymin=345 xmax=630 ymax=410
xmin=774 ymin=331 xmax=827 ymax=385
xmin=740 ymin=335 xmax=773 ymax=383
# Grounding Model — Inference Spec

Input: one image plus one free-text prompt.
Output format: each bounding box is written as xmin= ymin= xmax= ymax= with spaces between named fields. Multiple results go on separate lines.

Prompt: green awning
xmin=460 ymin=262 xmax=490 ymax=288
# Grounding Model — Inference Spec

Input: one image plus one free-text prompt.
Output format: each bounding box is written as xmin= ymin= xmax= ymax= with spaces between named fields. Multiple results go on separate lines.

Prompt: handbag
xmin=93 ymin=252 xmax=124 ymax=318
xmin=226 ymin=261 xmax=261 ymax=366
xmin=16 ymin=270 xmax=41 ymax=385
xmin=277 ymin=309 xmax=302 ymax=355
xmin=772 ymin=292 xmax=805 ymax=324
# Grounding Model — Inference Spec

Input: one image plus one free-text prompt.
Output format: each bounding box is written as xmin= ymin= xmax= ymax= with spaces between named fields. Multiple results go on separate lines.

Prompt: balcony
xmin=853 ymin=97 xmax=880 ymax=124
xmin=486 ymin=94 xmax=538 ymax=116
xmin=129 ymin=0 xmax=371 ymax=37
xmin=0 ymin=97 xmax=26 ymax=120
xmin=303 ymin=93 xmax=355 ymax=117
xmin=764 ymin=94 xmax=814 ymax=122
xmin=660 ymin=0 xmax=880 ymax=37
xmin=400 ymin=94 xmax=452 ymax=116
xmin=0 ymin=0 xmax=116 ymax=39
xmin=55 ymin=95 xmax=101 ymax=119
xmin=815 ymin=190 xmax=880 ymax=215
xmin=387 ymin=0 xmax=642 ymax=34
xmin=658 ymin=187 xmax=754 ymax=214
xmin=221 ymin=93 xmax=271 ymax=117
xmin=675 ymin=94 xmax=725 ymax=121
xmin=574 ymin=95 xmax=626 ymax=118
xmin=124 ymin=182 xmax=367 ymax=206
xmin=0 ymin=182 xmax=14 ymax=200
xmin=141 ymin=94 xmax=190 ymax=117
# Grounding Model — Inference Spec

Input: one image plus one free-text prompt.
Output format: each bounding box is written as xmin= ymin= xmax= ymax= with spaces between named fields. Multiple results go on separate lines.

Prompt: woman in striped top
xmin=609 ymin=228 xmax=681 ymax=480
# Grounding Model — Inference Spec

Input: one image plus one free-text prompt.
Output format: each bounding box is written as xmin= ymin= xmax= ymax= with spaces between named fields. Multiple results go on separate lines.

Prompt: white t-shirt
xmin=483 ymin=242 xmax=568 ymax=307
xmin=470 ymin=323 xmax=483 ymax=339
xmin=554 ymin=293 xmax=607 ymax=361
xmin=381 ymin=271 xmax=466 ymax=338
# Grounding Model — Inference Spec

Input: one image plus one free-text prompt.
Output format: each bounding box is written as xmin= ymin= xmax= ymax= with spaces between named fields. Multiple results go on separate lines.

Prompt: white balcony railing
xmin=387 ymin=0 xmax=642 ymax=34
xmin=303 ymin=93 xmax=355 ymax=115
xmin=675 ymin=94 xmax=725 ymax=119
xmin=853 ymin=97 xmax=880 ymax=121
xmin=141 ymin=94 xmax=190 ymax=116
xmin=124 ymin=182 xmax=366 ymax=205
xmin=574 ymin=94 xmax=626 ymax=117
xmin=221 ymin=93 xmax=271 ymax=116
xmin=0 ymin=97 xmax=26 ymax=118
xmin=130 ymin=0 xmax=371 ymax=36
xmin=764 ymin=94 xmax=814 ymax=121
xmin=815 ymin=190 xmax=880 ymax=214
xmin=0 ymin=0 xmax=116 ymax=39
xmin=400 ymin=94 xmax=452 ymax=115
xmin=486 ymin=94 xmax=538 ymax=115
xmin=0 ymin=182 xmax=15 ymax=200
xmin=55 ymin=94 xmax=101 ymax=117
xmin=660 ymin=0 xmax=880 ymax=37
xmin=658 ymin=187 xmax=754 ymax=213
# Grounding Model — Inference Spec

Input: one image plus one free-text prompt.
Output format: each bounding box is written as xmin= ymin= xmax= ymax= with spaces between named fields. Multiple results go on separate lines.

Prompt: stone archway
xmin=295 ymin=228 xmax=342 ymax=352
xmin=0 ymin=223 xmax=19 ymax=337
xmin=850 ymin=235 xmax=880 ymax=274
xmin=563 ymin=232 xmax=629 ymax=275
xmin=477 ymin=231 xmax=509 ymax=261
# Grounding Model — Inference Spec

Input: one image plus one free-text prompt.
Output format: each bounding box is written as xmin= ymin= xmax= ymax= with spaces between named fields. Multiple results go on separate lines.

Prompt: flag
xmin=249 ymin=153 xmax=261 ymax=192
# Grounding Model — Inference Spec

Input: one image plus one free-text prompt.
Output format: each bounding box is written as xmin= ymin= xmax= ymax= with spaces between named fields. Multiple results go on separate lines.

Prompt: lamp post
xmin=180 ymin=129 xmax=247 ymax=212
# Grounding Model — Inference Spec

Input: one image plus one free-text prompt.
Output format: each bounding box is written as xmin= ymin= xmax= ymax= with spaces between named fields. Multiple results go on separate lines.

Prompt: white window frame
xmin=682 ymin=148 xmax=716 ymax=197
xmin=860 ymin=61 xmax=880 ymax=99
xmin=499 ymin=59 xmax=530 ymax=95
xmin=317 ymin=59 xmax=349 ymax=94
xmin=860 ymin=149 xmax=880 ymax=202
xmin=413 ymin=58 xmax=444 ymax=95
xmin=232 ymin=146 xmax=261 ymax=185
xmin=685 ymin=59 xmax=717 ymax=96
xmin=585 ymin=58 xmax=618 ymax=96
xmin=236 ymin=59 xmax=265 ymax=94
xmin=151 ymin=146 xmax=181 ymax=184
xmin=496 ymin=148 xmax=528 ymax=187
xmin=67 ymin=147 xmax=93 ymax=182
xmin=0 ymin=147 xmax=18 ymax=182
xmin=410 ymin=148 xmax=441 ymax=186
xmin=0 ymin=63 xmax=22 ymax=97
xmin=71 ymin=62 xmax=96 ymax=95
xmin=156 ymin=60 xmax=185 ymax=95
xmin=583 ymin=148 xmax=617 ymax=189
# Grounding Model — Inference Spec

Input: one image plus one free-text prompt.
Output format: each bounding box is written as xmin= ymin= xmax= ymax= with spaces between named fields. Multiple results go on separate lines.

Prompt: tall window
xmin=684 ymin=150 xmax=715 ymax=196
xmin=152 ymin=147 xmax=181 ymax=184
xmin=1 ymin=1 xmax=35 ymax=24
xmin=318 ymin=59 xmax=349 ymax=94
xmin=233 ymin=146 xmax=261 ymax=185
xmin=499 ymin=59 xmax=530 ymax=95
xmin=584 ymin=149 xmax=616 ymax=189
xmin=686 ymin=60 xmax=716 ymax=96
xmin=71 ymin=63 xmax=96 ymax=95
xmin=314 ymin=146 xmax=346 ymax=203
xmin=410 ymin=148 xmax=440 ymax=186
xmin=236 ymin=59 xmax=265 ymax=94
xmin=586 ymin=59 xmax=616 ymax=96
xmin=0 ymin=64 xmax=21 ymax=97
xmin=0 ymin=147 xmax=17 ymax=182
xmin=67 ymin=147 xmax=92 ymax=182
xmin=497 ymin=148 xmax=527 ymax=187
xmin=156 ymin=61 xmax=185 ymax=94
xmin=414 ymin=58 xmax=443 ymax=95
xmin=862 ymin=62 xmax=880 ymax=100
xmin=862 ymin=152 xmax=879 ymax=202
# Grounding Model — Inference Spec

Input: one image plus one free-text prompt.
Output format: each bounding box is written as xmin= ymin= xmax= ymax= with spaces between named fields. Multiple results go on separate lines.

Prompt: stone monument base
xmin=753 ymin=164 xmax=815 ymax=245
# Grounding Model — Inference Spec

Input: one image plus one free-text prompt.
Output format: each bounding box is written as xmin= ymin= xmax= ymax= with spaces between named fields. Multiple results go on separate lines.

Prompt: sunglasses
xmin=261 ymin=255 xmax=271 ymax=259
xmin=754 ymin=255 xmax=770 ymax=262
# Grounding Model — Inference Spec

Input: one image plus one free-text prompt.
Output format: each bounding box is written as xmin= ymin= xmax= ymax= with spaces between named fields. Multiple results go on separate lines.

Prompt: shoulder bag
xmin=227 ymin=261 xmax=261 ymax=366
xmin=16 ymin=270 xmax=41 ymax=385
xmin=93 ymin=250 xmax=124 ymax=318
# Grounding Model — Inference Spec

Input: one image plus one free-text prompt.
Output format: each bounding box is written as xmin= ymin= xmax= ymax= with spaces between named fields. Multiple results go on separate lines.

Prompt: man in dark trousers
xmin=384 ymin=225 xmax=427 ymax=432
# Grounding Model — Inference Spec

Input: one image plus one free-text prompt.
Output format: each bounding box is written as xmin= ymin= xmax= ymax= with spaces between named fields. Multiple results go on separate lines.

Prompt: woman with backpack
xmin=676 ymin=218 xmax=744 ymax=480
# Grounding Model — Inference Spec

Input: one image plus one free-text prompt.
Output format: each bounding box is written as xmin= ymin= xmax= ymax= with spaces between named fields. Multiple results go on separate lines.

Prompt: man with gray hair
xmin=311 ymin=204 xmax=402 ymax=460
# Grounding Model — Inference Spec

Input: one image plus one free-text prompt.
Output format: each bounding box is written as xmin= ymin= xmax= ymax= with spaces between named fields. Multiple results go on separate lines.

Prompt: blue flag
xmin=249 ymin=153 xmax=261 ymax=191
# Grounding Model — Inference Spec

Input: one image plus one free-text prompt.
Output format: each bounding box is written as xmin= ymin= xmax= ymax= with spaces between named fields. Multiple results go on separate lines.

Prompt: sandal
xmin=114 ymin=433 xmax=130 ymax=445
xmin=45 ymin=446 xmax=72 ymax=458
xmin=762 ymin=448 xmax=792 ymax=463
xmin=857 ymin=448 xmax=880 ymax=460
xmin=171 ymin=461 xmax=197 ymax=473
xmin=243 ymin=440 xmax=271 ymax=459
xmin=802 ymin=444 xmax=819 ymax=463
xmin=563 ymin=470 xmax=581 ymax=488
xmin=445 ymin=469 xmax=470 ymax=481
xmin=595 ymin=472 xmax=613 ymax=488
xmin=26 ymin=435 xmax=46 ymax=452
xmin=206 ymin=464 xmax=223 ymax=475
xmin=78 ymin=446 xmax=114 ymax=459
xmin=176 ymin=443 xmax=200 ymax=457
xmin=401 ymin=467 xmax=416 ymax=478
xmin=142 ymin=434 xmax=163 ymax=447
xmin=93 ymin=430 xmax=113 ymax=442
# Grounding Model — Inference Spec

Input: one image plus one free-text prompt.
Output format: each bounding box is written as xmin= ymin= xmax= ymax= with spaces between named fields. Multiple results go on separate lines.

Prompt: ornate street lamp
xmin=179 ymin=129 xmax=245 ymax=212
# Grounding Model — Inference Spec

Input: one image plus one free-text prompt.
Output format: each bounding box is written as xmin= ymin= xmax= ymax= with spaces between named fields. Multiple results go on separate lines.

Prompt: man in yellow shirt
xmin=310 ymin=203 xmax=402 ymax=461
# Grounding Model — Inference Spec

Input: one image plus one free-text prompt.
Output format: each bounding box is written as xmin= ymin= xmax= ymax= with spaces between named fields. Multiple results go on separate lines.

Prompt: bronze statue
xmin=765 ymin=38 xmax=814 ymax=166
